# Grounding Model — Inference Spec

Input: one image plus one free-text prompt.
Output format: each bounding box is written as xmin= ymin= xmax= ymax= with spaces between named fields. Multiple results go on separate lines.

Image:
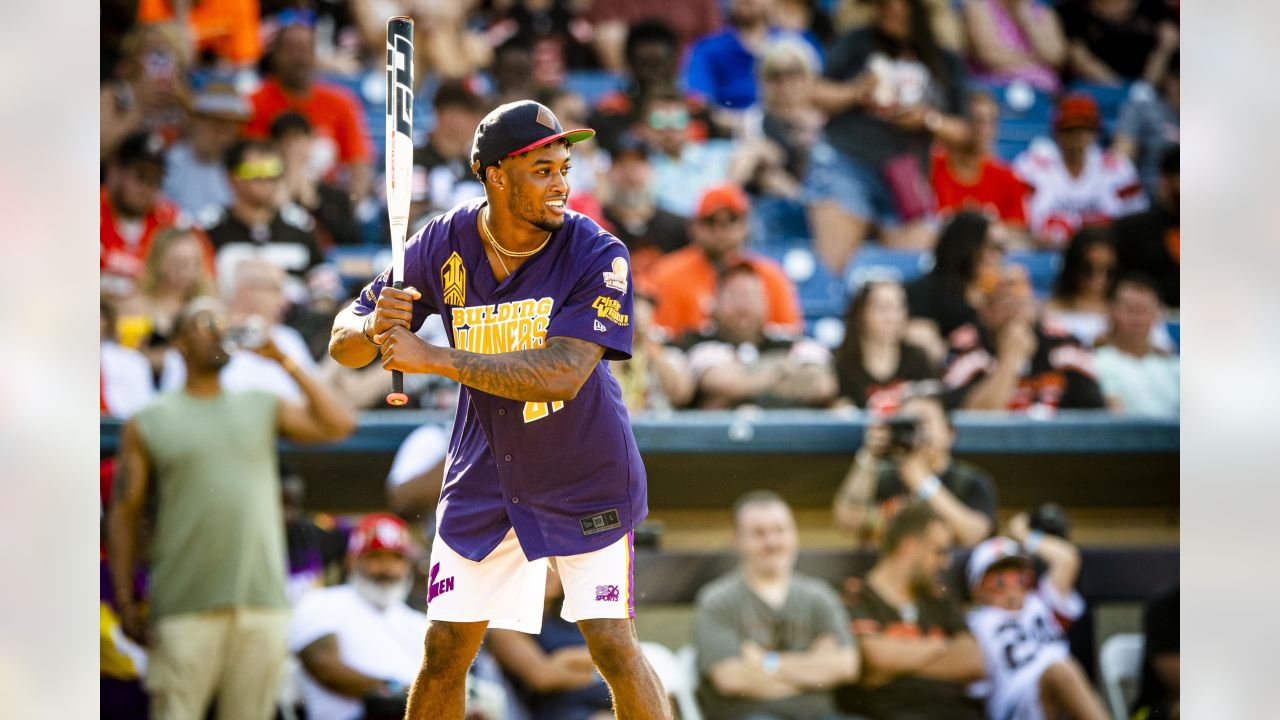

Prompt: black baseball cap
xmin=470 ymin=100 xmax=595 ymax=180
xmin=115 ymin=131 xmax=168 ymax=170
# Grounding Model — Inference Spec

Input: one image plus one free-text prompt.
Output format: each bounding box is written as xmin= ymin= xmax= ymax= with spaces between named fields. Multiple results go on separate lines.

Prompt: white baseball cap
xmin=966 ymin=536 xmax=1033 ymax=593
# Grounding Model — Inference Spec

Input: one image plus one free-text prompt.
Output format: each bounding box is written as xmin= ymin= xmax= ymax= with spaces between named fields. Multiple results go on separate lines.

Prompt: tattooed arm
xmin=376 ymin=326 xmax=606 ymax=402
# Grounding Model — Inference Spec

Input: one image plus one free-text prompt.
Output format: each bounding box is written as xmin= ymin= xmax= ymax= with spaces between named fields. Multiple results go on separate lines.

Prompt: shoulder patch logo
xmin=602 ymin=256 xmax=628 ymax=293
xmin=442 ymin=251 xmax=466 ymax=306
xmin=592 ymin=296 xmax=630 ymax=326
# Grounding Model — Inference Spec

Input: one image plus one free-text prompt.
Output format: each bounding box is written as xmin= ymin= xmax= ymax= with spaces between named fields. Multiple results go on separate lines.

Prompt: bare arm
xmin=106 ymin=420 xmax=151 ymax=645
xmin=810 ymin=74 xmax=876 ymax=116
xmin=915 ymin=633 xmax=986 ymax=682
xmin=773 ymin=636 xmax=859 ymax=689
xmin=1013 ymin=1 xmax=1067 ymax=67
xmin=961 ymin=322 xmax=1036 ymax=411
xmin=299 ymin=634 xmax=389 ymax=698
xmin=858 ymin=634 xmax=949 ymax=680
xmin=649 ymin=345 xmax=696 ymax=408
xmin=897 ymin=453 xmax=993 ymax=545
xmin=1008 ymin=512 xmax=1081 ymax=595
xmin=267 ymin=345 xmax=358 ymax=444
xmin=965 ymin=0 xmax=1038 ymax=71
xmin=487 ymin=629 xmax=599 ymax=692
xmin=329 ymin=302 xmax=382 ymax=369
xmin=1142 ymin=22 xmax=1179 ymax=87
xmin=771 ymin=363 xmax=839 ymax=407
xmin=833 ymin=450 xmax=881 ymax=537
xmin=905 ymin=318 xmax=949 ymax=367
xmin=696 ymin=358 xmax=784 ymax=407
xmin=380 ymin=327 xmax=606 ymax=403
xmin=707 ymin=657 xmax=805 ymax=700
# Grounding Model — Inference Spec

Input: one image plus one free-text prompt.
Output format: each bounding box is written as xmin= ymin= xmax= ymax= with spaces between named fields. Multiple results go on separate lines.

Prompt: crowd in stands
xmin=99 ymin=0 xmax=1180 ymax=718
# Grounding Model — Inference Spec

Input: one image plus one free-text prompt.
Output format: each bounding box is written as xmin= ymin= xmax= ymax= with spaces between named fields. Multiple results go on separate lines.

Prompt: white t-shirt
xmin=1042 ymin=310 xmax=1173 ymax=351
xmin=288 ymin=585 xmax=429 ymax=720
xmin=1013 ymin=139 xmax=1147 ymax=247
xmin=967 ymin=577 xmax=1085 ymax=720
xmin=101 ymin=341 xmax=156 ymax=418
xmin=161 ymin=324 xmax=318 ymax=401
xmin=1094 ymin=345 xmax=1179 ymax=417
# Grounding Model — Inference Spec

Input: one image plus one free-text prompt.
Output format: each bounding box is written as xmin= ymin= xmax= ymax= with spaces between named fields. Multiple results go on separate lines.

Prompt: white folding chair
xmin=1099 ymin=632 xmax=1145 ymax=720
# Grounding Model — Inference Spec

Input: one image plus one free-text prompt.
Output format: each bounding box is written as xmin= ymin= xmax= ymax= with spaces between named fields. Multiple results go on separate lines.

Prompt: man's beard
xmin=507 ymin=184 xmax=566 ymax=233
xmin=352 ymin=571 xmax=414 ymax=610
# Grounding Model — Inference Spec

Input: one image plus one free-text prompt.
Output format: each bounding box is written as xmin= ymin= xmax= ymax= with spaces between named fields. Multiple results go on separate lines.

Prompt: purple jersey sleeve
xmin=349 ymin=225 xmax=439 ymax=331
xmin=545 ymin=239 xmax=634 ymax=361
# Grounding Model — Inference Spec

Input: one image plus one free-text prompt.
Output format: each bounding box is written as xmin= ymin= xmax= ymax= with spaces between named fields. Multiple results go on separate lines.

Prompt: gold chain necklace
xmin=482 ymin=208 xmax=552 ymax=258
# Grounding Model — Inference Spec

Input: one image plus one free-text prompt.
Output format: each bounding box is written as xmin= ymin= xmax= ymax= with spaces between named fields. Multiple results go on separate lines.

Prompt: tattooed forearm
xmin=442 ymin=336 xmax=605 ymax=402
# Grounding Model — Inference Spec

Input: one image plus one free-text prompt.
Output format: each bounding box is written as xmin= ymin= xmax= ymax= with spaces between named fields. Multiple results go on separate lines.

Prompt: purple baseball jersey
xmin=352 ymin=198 xmax=648 ymax=561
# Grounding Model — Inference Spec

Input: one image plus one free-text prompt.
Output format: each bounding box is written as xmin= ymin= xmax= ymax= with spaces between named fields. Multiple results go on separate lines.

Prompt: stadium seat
xmin=752 ymin=195 xmax=811 ymax=245
xmin=1099 ymin=632 xmax=1145 ymax=720
xmin=1006 ymin=250 xmax=1063 ymax=299
xmin=563 ymin=70 xmax=625 ymax=105
xmin=973 ymin=79 xmax=1054 ymax=162
xmin=674 ymin=645 xmax=704 ymax=720
xmin=643 ymin=642 xmax=702 ymax=720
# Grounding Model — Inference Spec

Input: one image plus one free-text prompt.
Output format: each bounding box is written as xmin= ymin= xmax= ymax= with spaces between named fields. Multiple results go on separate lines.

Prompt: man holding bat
xmin=329 ymin=99 xmax=672 ymax=719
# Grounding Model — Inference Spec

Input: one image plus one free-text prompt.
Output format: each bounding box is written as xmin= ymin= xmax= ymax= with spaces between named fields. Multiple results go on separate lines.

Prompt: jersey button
xmin=498 ymin=408 xmax=506 ymax=416
xmin=505 ymin=454 xmax=512 ymax=461
xmin=511 ymin=497 xmax=519 ymax=504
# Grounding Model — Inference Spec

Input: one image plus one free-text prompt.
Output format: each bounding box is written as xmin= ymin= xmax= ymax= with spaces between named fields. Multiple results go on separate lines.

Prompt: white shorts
xmin=425 ymin=528 xmax=636 ymax=634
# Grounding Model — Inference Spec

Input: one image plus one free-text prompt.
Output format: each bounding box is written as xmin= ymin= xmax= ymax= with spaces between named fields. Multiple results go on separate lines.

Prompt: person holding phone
xmin=807 ymin=0 xmax=973 ymax=275
xmin=832 ymin=393 xmax=997 ymax=547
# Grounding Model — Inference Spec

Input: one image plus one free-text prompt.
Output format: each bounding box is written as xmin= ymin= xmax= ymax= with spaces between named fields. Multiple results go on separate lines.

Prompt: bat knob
xmin=386 ymin=392 xmax=410 ymax=407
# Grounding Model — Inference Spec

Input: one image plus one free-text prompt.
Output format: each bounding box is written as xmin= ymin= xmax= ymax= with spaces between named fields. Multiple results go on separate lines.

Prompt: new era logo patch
xmin=594 ymin=319 xmax=607 ymax=332
xmin=535 ymin=105 xmax=556 ymax=130
xmin=580 ymin=509 xmax=621 ymax=536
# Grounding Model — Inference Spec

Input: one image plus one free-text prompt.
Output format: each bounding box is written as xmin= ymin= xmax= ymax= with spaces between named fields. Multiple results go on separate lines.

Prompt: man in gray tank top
xmin=106 ymin=297 xmax=356 ymax=720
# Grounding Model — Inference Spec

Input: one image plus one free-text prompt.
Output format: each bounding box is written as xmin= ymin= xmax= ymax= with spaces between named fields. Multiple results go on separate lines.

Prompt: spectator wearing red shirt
xmin=247 ymin=22 xmax=373 ymax=200
xmin=102 ymin=132 xmax=182 ymax=300
xmin=931 ymin=91 xmax=1031 ymax=242
xmin=646 ymin=184 xmax=803 ymax=340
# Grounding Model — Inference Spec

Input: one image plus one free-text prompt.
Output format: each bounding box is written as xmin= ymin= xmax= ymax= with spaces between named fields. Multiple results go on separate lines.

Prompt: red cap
xmin=347 ymin=513 xmax=413 ymax=558
xmin=696 ymin=183 xmax=751 ymax=219
xmin=1054 ymin=93 xmax=1101 ymax=132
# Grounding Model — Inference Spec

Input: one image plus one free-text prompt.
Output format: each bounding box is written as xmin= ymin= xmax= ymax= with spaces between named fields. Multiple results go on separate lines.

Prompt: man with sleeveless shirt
xmin=329 ymin=100 xmax=671 ymax=720
xmin=107 ymin=297 xmax=355 ymax=720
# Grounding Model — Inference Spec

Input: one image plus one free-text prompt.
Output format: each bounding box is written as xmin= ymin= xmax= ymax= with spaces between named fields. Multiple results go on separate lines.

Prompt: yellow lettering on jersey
xmin=450 ymin=297 xmax=565 ymax=423
xmin=523 ymin=400 xmax=565 ymax=423
xmin=591 ymin=296 xmax=630 ymax=326
xmin=441 ymin=252 xmax=466 ymax=306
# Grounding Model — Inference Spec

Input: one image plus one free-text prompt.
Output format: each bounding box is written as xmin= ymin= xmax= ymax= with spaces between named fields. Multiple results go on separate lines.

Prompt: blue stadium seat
xmin=972 ymin=79 xmax=1055 ymax=162
xmin=563 ymin=71 xmax=625 ymax=105
xmin=755 ymin=243 xmax=847 ymax=321
xmin=751 ymin=196 xmax=811 ymax=246
xmin=1006 ymin=250 xmax=1062 ymax=298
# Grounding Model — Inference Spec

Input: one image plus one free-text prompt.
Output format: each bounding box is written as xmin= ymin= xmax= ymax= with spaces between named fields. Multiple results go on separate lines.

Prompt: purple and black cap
xmin=470 ymin=100 xmax=595 ymax=181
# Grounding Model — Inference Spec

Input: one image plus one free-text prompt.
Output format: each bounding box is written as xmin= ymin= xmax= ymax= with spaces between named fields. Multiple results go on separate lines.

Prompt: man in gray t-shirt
xmin=693 ymin=491 xmax=860 ymax=720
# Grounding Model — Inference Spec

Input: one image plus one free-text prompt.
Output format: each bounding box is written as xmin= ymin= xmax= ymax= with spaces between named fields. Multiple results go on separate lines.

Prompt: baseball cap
xmin=696 ymin=183 xmax=751 ymax=219
xmin=966 ymin=536 xmax=1033 ymax=593
xmin=192 ymin=82 xmax=251 ymax=121
xmin=347 ymin=513 xmax=414 ymax=558
xmin=470 ymin=100 xmax=595 ymax=180
xmin=116 ymin=131 xmax=168 ymax=170
xmin=613 ymin=132 xmax=652 ymax=161
xmin=1053 ymin=93 xmax=1101 ymax=132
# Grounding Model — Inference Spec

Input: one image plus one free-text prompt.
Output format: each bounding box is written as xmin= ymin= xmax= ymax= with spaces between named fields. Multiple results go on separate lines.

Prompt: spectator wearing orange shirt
xmin=102 ymin=132 xmax=183 ymax=300
xmin=646 ymin=184 xmax=803 ymax=340
xmin=247 ymin=22 xmax=373 ymax=200
xmin=931 ymin=91 xmax=1031 ymax=243
xmin=137 ymin=0 xmax=262 ymax=68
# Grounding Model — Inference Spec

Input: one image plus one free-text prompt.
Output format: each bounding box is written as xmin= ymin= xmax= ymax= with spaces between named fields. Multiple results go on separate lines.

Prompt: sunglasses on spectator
xmin=648 ymin=108 xmax=689 ymax=130
xmin=235 ymin=158 xmax=285 ymax=181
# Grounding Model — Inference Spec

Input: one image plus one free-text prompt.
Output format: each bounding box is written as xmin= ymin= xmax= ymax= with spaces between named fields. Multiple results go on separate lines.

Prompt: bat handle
xmin=386 ymin=280 xmax=410 ymax=407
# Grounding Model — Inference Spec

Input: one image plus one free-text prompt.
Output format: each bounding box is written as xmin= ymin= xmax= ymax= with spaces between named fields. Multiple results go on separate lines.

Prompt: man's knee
xmin=423 ymin=621 xmax=487 ymax=677
xmin=579 ymin=619 xmax=643 ymax=676
xmin=1038 ymin=657 xmax=1086 ymax=700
